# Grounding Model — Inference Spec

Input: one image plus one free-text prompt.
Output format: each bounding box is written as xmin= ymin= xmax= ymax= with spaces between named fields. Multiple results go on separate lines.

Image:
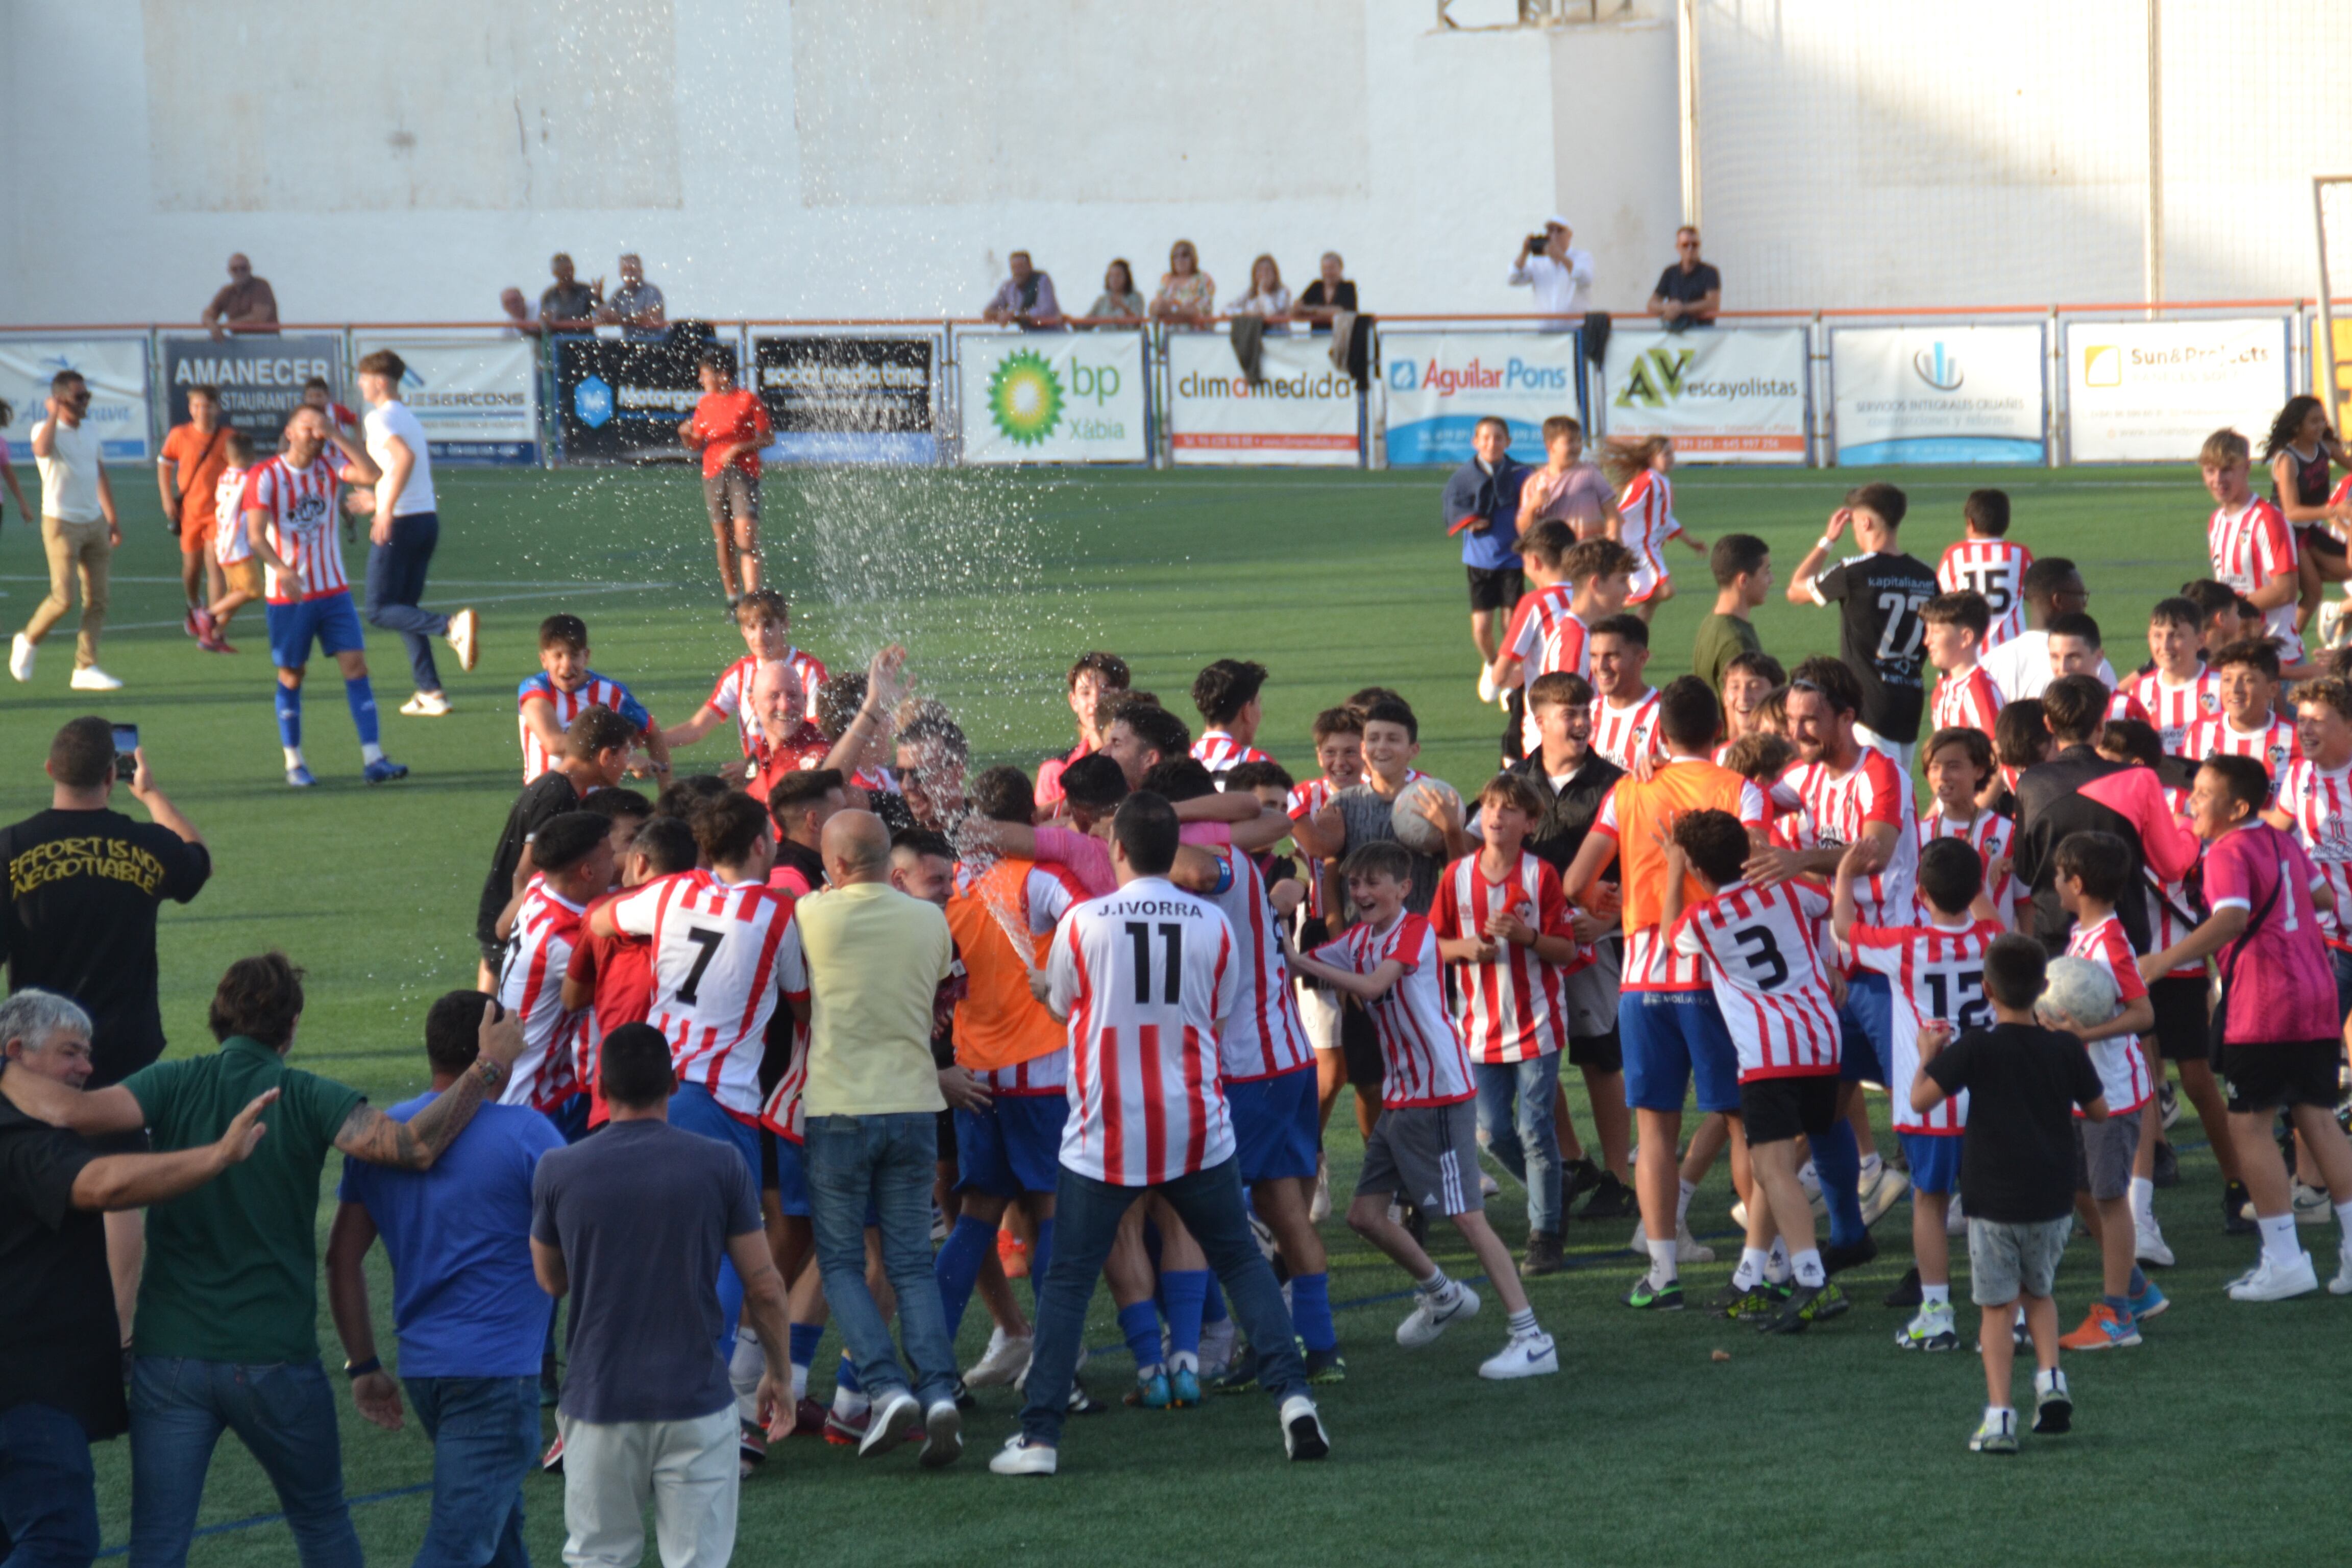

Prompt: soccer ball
xmin=1389 ymin=777 xmax=1462 ymax=856
xmin=2036 ymin=956 xmax=2120 ymax=1032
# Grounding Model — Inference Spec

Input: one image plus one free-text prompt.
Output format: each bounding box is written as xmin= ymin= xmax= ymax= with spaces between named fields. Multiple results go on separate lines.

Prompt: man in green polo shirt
xmin=0 ymin=949 xmax=523 ymax=1568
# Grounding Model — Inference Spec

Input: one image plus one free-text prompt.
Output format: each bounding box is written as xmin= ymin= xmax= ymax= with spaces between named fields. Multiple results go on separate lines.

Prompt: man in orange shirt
xmin=678 ymin=352 xmax=774 ymax=606
xmin=156 ymin=385 xmax=233 ymax=642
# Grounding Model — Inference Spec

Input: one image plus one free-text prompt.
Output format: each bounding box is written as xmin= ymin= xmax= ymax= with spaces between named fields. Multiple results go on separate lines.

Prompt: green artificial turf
xmin=2 ymin=460 xmax=2341 ymax=1566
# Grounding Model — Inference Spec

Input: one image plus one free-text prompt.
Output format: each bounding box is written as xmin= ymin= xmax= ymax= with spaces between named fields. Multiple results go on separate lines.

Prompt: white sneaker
xmin=1198 ymin=1316 xmax=1238 ymax=1382
xmin=7 ymin=633 xmax=31 ymax=683
xmin=1395 ymin=1281 xmax=1480 ymax=1348
xmin=1857 ymin=1164 xmax=1910 ymax=1227
xmin=964 ymin=1329 xmax=1033 ymax=1387
xmin=2329 ymin=1247 xmax=2352 ymax=1296
xmin=2292 ymin=1183 xmax=2332 ymax=1226
xmin=1628 ymin=1218 xmax=1713 ymax=1263
xmin=1479 ymin=1171 xmax=1501 ymax=1198
xmin=1280 ymin=1393 xmax=1330 ymax=1460
xmin=859 ymin=1389 xmax=920 ymax=1456
xmin=2134 ymin=1216 xmax=2175 ymax=1268
xmin=1478 ymin=1331 xmax=1558 ymax=1380
xmin=1477 ymin=667 xmax=1500 ymax=705
xmin=989 ymin=1435 xmax=1057 ymax=1476
xmin=446 ymin=606 xmax=480 ymax=671
xmin=2227 ymin=1251 xmax=2319 ymax=1302
xmin=68 ymin=665 xmax=120 ymax=691
xmin=1310 ymin=1162 xmax=1332 ymax=1224
xmin=1797 ymin=1159 xmax=1828 ymax=1216
xmin=400 ymin=691 xmax=452 ymax=717
xmin=918 ymin=1399 xmax=962 ymax=1468
xmin=1729 ymin=1198 xmax=1749 ymax=1230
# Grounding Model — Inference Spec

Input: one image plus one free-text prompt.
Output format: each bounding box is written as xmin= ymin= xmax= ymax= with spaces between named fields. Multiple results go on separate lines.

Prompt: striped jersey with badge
xmin=1200 ymin=849 xmax=1313 ymax=1083
xmin=1503 ymin=586 xmax=1588 ymax=752
xmin=1589 ymin=689 xmax=1664 ymax=772
xmin=1428 ymin=850 xmax=1583 ymax=1063
xmin=1917 ymin=806 xmax=2017 ymax=926
xmin=1191 ymin=730 xmax=1273 ymax=778
xmin=517 ymin=671 xmax=653 ymax=782
xmin=2124 ymin=669 xmax=2221 ymax=756
xmin=1617 ymin=470 xmax=1681 ymax=602
xmin=2064 ymin=913 xmax=2151 ymax=1115
xmin=706 ymin=649 xmax=828 ymax=757
xmin=497 ymin=879 xmax=589 ymax=1111
xmin=610 ymin=870 xmax=807 ymax=1119
xmin=2272 ymin=758 xmax=2352 ymax=949
xmin=1846 ymin=918 xmax=2002 ymax=1131
xmin=243 ymin=451 xmax=352 ymax=603
xmin=1935 ymin=537 xmax=2033 ymax=647
xmin=1774 ymin=748 xmax=1918 ymax=930
xmin=1312 ymin=911 xmax=1472 ymax=1108
xmin=1669 ymin=880 xmax=1842 ymax=1081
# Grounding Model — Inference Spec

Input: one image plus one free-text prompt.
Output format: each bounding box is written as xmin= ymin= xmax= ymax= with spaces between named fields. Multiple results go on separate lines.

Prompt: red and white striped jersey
xmin=1937 ymin=538 xmax=2033 ymax=647
xmin=1503 ymin=587 xmax=1589 ymax=752
xmin=1192 ymin=730 xmax=1272 ymax=778
xmin=212 ymin=467 xmax=253 ymax=565
xmin=2146 ymin=782 xmax=2206 ymax=978
xmin=1313 ymin=911 xmax=1472 ymax=1108
xmin=242 ymin=451 xmax=352 ymax=604
xmin=705 ymin=649 xmax=828 ymax=757
xmin=1773 ymin=748 xmax=1919 ymax=930
xmin=2104 ymin=686 xmax=2152 ymax=726
xmin=1929 ymin=664 xmax=2005 ymax=737
xmin=1617 ymin=470 xmax=1681 ymax=602
xmin=1591 ymin=766 xmax=1770 ymax=991
xmin=1428 ymin=852 xmax=1583 ymax=1064
xmin=1590 ymin=689 xmax=1664 ymax=772
xmin=1917 ymin=805 xmax=2018 ymax=926
xmin=1284 ymin=775 xmax=1342 ymax=922
xmin=517 ymin=671 xmax=652 ymax=782
xmin=2208 ymin=498 xmax=2302 ymax=663
xmin=611 ymin=871 xmax=808 ymax=1119
xmin=2186 ymin=714 xmax=2301 ymax=799
xmin=1669 ymin=880 xmax=1842 ymax=1080
xmin=1847 ymin=918 xmax=2003 ymax=1131
xmin=1202 ymin=849 xmax=1312 ymax=1083
xmin=1046 ymin=876 xmax=1240 ymax=1186
xmin=962 ymin=862 xmax=1084 ymax=1094
xmin=496 ymin=880 xmax=589 ymax=1112
xmin=2273 ymin=758 xmax=2352 ymax=949
xmin=2125 ymin=669 xmax=2221 ymax=756
xmin=2064 ymin=914 xmax=2151 ymax=1116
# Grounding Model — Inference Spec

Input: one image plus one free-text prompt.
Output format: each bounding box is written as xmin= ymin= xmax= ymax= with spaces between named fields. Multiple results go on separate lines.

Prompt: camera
xmin=1526 ymin=234 xmax=1549 ymax=257
xmin=111 ymin=723 xmax=138 ymax=780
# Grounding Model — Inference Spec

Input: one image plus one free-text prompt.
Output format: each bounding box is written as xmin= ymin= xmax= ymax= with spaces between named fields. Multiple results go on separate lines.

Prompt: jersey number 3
xmin=1730 ymin=923 xmax=1790 ymax=990
xmin=1125 ymin=921 xmax=1184 ymax=1005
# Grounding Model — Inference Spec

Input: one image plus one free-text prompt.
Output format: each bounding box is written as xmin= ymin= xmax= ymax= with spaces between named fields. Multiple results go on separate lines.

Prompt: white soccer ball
xmin=2036 ymin=955 xmax=2120 ymax=1033
xmin=1389 ymin=776 xmax=1462 ymax=856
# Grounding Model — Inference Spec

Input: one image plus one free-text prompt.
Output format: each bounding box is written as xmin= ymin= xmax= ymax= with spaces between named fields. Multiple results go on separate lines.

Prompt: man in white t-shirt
xmin=1506 ymin=217 xmax=1595 ymax=330
xmin=11 ymin=370 xmax=122 ymax=691
xmin=353 ymin=350 xmax=477 ymax=718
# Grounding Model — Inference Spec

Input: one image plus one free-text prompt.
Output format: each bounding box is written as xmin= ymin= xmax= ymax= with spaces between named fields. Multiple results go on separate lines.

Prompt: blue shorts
xmin=769 ymin=1132 xmax=811 ymax=1217
xmin=1621 ymin=989 xmax=1740 ymax=1114
xmin=1839 ymin=970 xmax=1889 ymax=1086
xmin=545 ymin=1093 xmax=592 ymax=1145
xmin=265 ymin=591 xmax=366 ymax=670
xmin=669 ymin=1082 xmax=763 ymax=1184
xmin=1229 ymin=1064 xmax=1320 ymax=1185
xmin=956 ymin=1094 xmax=1068 ymax=1198
xmin=1898 ymin=1130 xmax=1962 ymax=1196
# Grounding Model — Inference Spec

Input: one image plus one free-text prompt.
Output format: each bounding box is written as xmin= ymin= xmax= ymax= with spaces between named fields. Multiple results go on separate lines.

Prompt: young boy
xmin=1661 ymin=809 xmax=1847 ymax=1334
xmin=1036 ymin=651 xmax=1130 ymax=810
xmin=1786 ymin=482 xmax=1940 ymax=767
xmin=1430 ymin=774 xmax=1586 ymax=1275
xmin=2202 ymin=427 xmax=2302 ymax=667
xmin=663 ymin=590 xmax=828 ymax=761
xmin=1690 ymin=533 xmax=1771 ymax=697
xmin=1925 ymin=590 xmax=2004 ymax=739
xmin=2185 ymin=638 xmax=2301 ymax=795
xmin=1515 ymin=413 xmax=1620 ymax=543
xmin=1935 ymin=489 xmax=2032 ymax=648
xmin=204 ymin=430 xmax=262 ymax=652
xmin=1918 ymin=727 xmax=2017 ymax=926
xmin=2126 ymin=597 xmax=2223 ymax=755
xmin=1490 ymin=534 xmax=1635 ymax=757
xmin=1307 ymin=697 xmax=1455 ymax=915
xmin=1717 ymin=650 xmax=1786 ymax=758
xmin=2044 ymin=612 xmax=2152 ymax=725
xmin=1190 ymin=658 xmax=1276 ymax=778
xmin=1288 ymin=841 xmax=1557 ymax=1380
xmin=1839 ymin=836 xmax=2002 ymax=1350
xmin=1587 ymin=614 xmax=1665 ymax=772
xmin=519 ymin=614 xmax=670 ymax=783
xmin=493 ymin=810 xmax=614 ymax=1117
xmin=1914 ymin=934 xmax=2108 ymax=1455
xmin=2049 ymin=831 xmax=2164 ymax=1350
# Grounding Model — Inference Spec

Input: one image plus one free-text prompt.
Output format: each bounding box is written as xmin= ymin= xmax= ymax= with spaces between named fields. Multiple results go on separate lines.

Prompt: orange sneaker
xmin=997 ymin=1228 xmax=1031 ymax=1279
xmin=2057 ymin=1302 xmax=2141 ymax=1352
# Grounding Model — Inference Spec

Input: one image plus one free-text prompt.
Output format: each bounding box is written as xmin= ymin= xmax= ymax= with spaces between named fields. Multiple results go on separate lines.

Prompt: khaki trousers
xmin=558 ymin=1405 xmax=738 ymax=1568
xmin=24 ymin=513 xmax=111 ymax=669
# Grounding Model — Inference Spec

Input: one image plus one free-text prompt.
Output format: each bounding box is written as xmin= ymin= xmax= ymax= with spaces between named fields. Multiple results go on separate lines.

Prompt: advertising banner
xmin=753 ymin=335 xmax=937 ymax=463
xmin=2064 ymin=318 xmax=2290 ymax=462
xmin=1164 ymin=333 xmax=1361 ymax=466
xmin=350 ymin=336 xmax=540 ymax=464
xmin=1382 ymin=331 xmax=1583 ymax=465
xmin=0 ymin=337 xmax=153 ymax=461
xmin=161 ymin=335 xmax=344 ymax=447
xmin=1830 ymin=326 xmax=2045 ymax=464
xmin=957 ymin=331 xmax=1147 ymax=464
xmin=1599 ymin=328 xmax=1807 ymax=462
xmin=555 ymin=337 xmax=730 ymax=461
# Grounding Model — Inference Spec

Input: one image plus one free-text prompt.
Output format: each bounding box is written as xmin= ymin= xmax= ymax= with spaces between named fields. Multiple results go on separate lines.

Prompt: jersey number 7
xmin=677 ymin=925 xmax=724 ymax=1006
xmin=1125 ymin=921 xmax=1184 ymax=1005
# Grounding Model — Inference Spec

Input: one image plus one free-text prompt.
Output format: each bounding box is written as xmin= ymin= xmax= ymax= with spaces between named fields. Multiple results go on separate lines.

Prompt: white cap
xmin=1546 ymin=214 xmax=1572 ymax=230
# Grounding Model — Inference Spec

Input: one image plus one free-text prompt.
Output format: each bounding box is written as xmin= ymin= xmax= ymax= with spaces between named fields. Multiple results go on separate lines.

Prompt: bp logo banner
xmin=1600 ymin=329 xmax=1807 ymax=463
xmin=957 ymin=331 xmax=1147 ymax=464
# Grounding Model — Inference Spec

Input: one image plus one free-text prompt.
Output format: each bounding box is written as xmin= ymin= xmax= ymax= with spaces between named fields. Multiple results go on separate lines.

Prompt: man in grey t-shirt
xmin=531 ymin=1024 xmax=791 ymax=1568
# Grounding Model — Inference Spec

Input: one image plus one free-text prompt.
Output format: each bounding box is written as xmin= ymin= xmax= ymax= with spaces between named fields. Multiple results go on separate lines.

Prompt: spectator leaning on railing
xmin=983 ymin=252 xmax=1062 ymax=329
xmin=1292 ymin=253 xmax=1357 ymax=331
xmin=1223 ymin=256 xmax=1292 ymax=322
xmin=1649 ymin=226 xmax=1721 ymax=330
xmin=600 ymin=253 xmax=667 ymax=341
xmin=1151 ymin=241 xmax=1217 ymax=329
xmin=1081 ymin=260 xmax=1145 ymax=327
xmin=201 ymin=253 xmax=279 ymax=340
xmin=540 ymin=253 xmax=601 ymax=331
xmin=1507 ymin=217 xmax=1594 ymax=329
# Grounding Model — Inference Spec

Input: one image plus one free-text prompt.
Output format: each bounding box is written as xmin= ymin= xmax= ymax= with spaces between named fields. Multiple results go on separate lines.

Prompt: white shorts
xmin=1627 ymin=559 xmax=1669 ymax=605
xmin=1853 ymin=723 xmax=1915 ymax=773
xmin=1297 ymin=978 xmax=1343 ymax=1055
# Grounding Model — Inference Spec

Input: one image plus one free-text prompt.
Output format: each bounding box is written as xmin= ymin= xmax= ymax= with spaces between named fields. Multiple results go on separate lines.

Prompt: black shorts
xmin=2296 ymin=522 xmax=2347 ymax=561
xmin=1738 ymin=1074 xmax=1840 ymax=1146
xmin=936 ymin=1106 xmax=959 ymax=1165
xmin=2217 ymin=1039 xmax=2343 ymax=1113
xmin=1567 ymin=1026 xmax=1623 ymax=1073
xmin=1466 ymin=564 xmax=1525 ymax=614
xmin=1339 ymin=999 xmax=1386 ymax=1090
xmin=2147 ymin=975 xmax=2210 ymax=1062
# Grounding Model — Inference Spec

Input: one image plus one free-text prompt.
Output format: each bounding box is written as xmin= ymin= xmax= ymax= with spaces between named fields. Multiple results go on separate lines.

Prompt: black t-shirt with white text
xmin=477 ymin=771 xmax=585 ymax=948
xmin=1811 ymin=550 xmax=1939 ymax=742
xmin=1924 ymin=1023 xmax=2105 ymax=1223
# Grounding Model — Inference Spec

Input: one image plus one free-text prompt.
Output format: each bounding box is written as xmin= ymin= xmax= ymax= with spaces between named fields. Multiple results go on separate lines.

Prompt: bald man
xmin=202 ymin=254 xmax=279 ymax=340
xmin=746 ymin=660 xmax=828 ymax=801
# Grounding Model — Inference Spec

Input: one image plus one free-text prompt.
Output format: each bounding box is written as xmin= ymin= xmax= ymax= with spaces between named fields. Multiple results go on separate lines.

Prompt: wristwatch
xmin=342 ymin=1356 xmax=381 ymax=1380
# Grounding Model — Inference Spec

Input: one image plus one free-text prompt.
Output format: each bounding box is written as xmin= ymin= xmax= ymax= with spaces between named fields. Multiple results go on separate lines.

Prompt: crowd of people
xmin=9 ymin=378 xmax=2352 ymax=1564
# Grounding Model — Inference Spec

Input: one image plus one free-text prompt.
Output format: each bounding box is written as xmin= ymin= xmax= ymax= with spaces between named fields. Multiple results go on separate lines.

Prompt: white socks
xmin=1675 ymin=1179 xmax=1696 ymax=1232
xmin=1733 ymin=1247 xmax=1768 ymax=1290
xmin=1764 ymin=1238 xmax=1792 ymax=1283
xmin=1922 ymin=1283 xmax=1951 ymax=1308
xmin=1645 ymin=1237 xmax=1678 ymax=1285
xmin=2259 ymin=1213 xmax=2302 ymax=1267
xmin=282 ymin=745 xmax=306 ymax=770
xmin=1791 ymin=1248 xmax=1826 ymax=1287
xmin=2129 ymin=1176 xmax=2155 ymax=1228
xmin=361 ymin=741 xmax=385 ymax=765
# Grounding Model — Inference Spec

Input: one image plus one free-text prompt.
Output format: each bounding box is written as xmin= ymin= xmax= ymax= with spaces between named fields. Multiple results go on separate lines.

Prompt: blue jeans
xmin=364 ymin=511 xmax=447 ymax=693
xmin=403 ymin=1377 xmax=537 ymax=1568
xmin=129 ymin=1357 xmax=359 ymax=1568
xmin=0 ymin=1402 xmax=99 ymax=1568
xmin=1474 ymin=1054 xmax=1563 ymax=1234
xmin=803 ymin=1113 xmax=957 ymax=1408
xmin=1020 ymin=1156 xmax=1304 ymax=1449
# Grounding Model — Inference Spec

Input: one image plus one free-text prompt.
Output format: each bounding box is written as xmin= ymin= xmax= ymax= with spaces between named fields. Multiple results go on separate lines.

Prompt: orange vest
xmin=1611 ymin=758 xmax=1751 ymax=934
xmin=944 ymin=859 xmax=1066 ymax=1073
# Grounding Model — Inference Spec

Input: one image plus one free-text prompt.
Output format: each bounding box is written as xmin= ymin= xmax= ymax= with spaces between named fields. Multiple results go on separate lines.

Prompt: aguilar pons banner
xmin=753 ymin=335 xmax=937 ymax=463
xmin=1164 ymin=333 xmax=1361 ymax=467
xmin=556 ymin=337 xmax=730 ymax=461
xmin=1600 ymin=328 xmax=1807 ymax=462
xmin=957 ymin=331 xmax=1147 ymax=464
xmin=1830 ymin=325 xmax=2045 ymax=464
xmin=350 ymin=337 xmax=540 ymax=464
xmin=1382 ymin=331 xmax=1583 ymax=465
xmin=0 ymin=337 xmax=153 ymax=460
xmin=2065 ymin=318 xmax=2290 ymax=463
xmin=161 ymin=335 xmax=344 ymax=447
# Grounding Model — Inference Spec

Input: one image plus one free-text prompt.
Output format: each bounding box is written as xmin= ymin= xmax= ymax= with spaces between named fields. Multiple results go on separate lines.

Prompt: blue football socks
xmin=1816 ymin=1118 xmax=1867 ymax=1249
xmin=1291 ymin=1270 xmax=1336 ymax=1353
xmin=933 ymin=1214 xmax=996 ymax=1339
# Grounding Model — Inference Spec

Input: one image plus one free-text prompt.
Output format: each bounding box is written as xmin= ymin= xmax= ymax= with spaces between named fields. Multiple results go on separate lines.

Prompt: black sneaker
xmin=1562 ymin=1158 xmax=1605 ymax=1207
xmin=951 ymin=1376 xmax=976 ymax=1411
xmin=1720 ymin=1279 xmax=1791 ymax=1321
xmin=1302 ymin=1346 xmax=1348 ymax=1385
xmin=1759 ymin=1280 xmax=1847 ymax=1334
xmin=1578 ymin=1173 xmax=1638 ymax=1221
xmin=1624 ymin=1276 xmax=1684 ymax=1311
xmin=1822 ymin=1234 xmax=1879 ymax=1275
xmin=2151 ymin=1138 xmax=2179 ymax=1189
xmin=1882 ymin=1265 xmax=1923 ymax=1309
xmin=1523 ymin=1230 xmax=1565 ymax=1277
xmin=1209 ymin=1348 xmax=1261 ymax=1396
xmin=2223 ymin=1181 xmax=2258 ymax=1236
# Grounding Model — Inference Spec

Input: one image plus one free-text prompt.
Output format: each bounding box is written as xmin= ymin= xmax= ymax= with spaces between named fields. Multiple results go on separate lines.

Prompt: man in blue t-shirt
xmin=1441 ymin=414 xmax=1532 ymax=702
xmin=327 ymin=991 xmax=563 ymax=1568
